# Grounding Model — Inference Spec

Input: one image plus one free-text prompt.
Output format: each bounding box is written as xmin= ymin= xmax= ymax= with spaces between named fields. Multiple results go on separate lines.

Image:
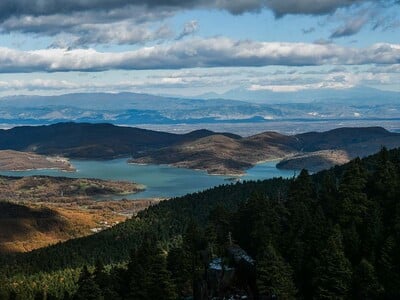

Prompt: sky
xmin=0 ymin=0 xmax=399 ymax=97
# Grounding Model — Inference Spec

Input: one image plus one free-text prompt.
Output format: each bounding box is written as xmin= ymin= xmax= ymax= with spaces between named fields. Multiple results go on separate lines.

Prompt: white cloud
xmin=249 ymin=81 xmax=353 ymax=92
xmin=248 ymin=70 xmax=394 ymax=92
xmin=0 ymin=38 xmax=399 ymax=73
xmin=176 ymin=20 xmax=199 ymax=40
xmin=265 ymin=0 xmax=365 ymax=17
xmin=0 ymin=0 xmax=391 ymax=46
xmin=330 ymin=12 xmax=369 ymax=38
xmin=0 ymin=66 xmax=396 ymax=95
xmin=0 ymin=79 xmax=80 ymax=90
xmin=71 ymin=22 xmax=173 ymax=46
xmin=0 ymin=0 xmax=372 ymax=21
xmin=0 ymin=7 xmax=175 ymax=46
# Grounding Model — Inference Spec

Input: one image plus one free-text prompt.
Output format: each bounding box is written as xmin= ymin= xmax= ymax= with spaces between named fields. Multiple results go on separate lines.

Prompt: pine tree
xmin=147 ymin=248 xmax=177 ymax=300
xmin=74 ymin=266 xmax=103 ymax=300
xmin=256 ymin=243 xmax=297 ymax=299
xmin=378 ymin=236 xmax=400 ymax=299
xmin=234 ymin=193 xmax=285 ymax=258
xmin=62 ymin=291 xmax=71 ymax=300
xmin=338 ymin=158 xmax=369 ymax=227
xmin=167 ymin=246 xmax=191 ymax=297
xmin=285 ymin=169 xmax=320 ymax=296
xmin=337 ymin=159 xmax=369 ymax=261
xmin=8 ymin=291 xmax=17 ymax=300
xmin=34 ymin=291 xmax=45 ymax=300
xmin=207 ymin=205 xmax=231 ymax=254
xmin=287 ymin=169 xmax=317 ymax=212
xmin=368 ymin=147 xmax=399 ymax=231
xmin=318 ymin=171 xmax=339 ymax=219
xmin=182 ymin=220 xmax=207 ymax=291
xmin=127 ymin=264 xmax=149 ymax=300
xmin=93 ymin=260 xmax=107 ymax=290
xmin=314 ymin=225 xmax=352 ymax=299
xmin=352 ymin=259 xmax=383 ymax=299
xmin=126 ymin=241 xmax=153 ymax=300
xmin=93 ymin=260 xmax=120 ymax=300
xmin=359 ymin=201 xmax=382 ymax=261
xmin=0 ymin=289 xmax=9 ymax=300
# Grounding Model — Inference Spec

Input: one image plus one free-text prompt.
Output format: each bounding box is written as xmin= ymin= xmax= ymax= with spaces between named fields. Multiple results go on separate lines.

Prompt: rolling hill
xmin=1 ymin=123 xmax=399 ymax=174
xmin=131 ymin=131 xmax=299 ymax=175
xmin=0 ymin=200 xmax=157 ymax=254
xmin=132 ymin=126 xmax=400 ymax=174
xmin=0 ymin=122 xmax=238 ymax=159
xmin=0 ymin=150 xmax=74 ymax=171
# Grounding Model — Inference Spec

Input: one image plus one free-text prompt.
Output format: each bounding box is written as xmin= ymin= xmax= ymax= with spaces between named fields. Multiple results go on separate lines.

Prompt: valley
xmin=0 ymin=153 xmax=292 ymax=254
xmin=1 ymin=123 xmax=400 ymax=176
xmin=1 ymin=122 xmax=400 ymax=256
xmin=2 ymin=147 xmax=400 ymax=299
xmin=1 ymin=122 xmax=399 ymax=257
xmin=2 ymin=1 xmax=400 ymax=298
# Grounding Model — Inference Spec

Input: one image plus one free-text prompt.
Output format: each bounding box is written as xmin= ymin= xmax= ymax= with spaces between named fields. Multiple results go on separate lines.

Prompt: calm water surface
xmin=0 ymin=159 xmax=295 ymax=199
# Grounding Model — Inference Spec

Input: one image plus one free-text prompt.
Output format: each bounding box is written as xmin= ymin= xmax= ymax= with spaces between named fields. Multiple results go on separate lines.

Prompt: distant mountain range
xmin=1 ymin=123 xmax=400 ymax=174
xmin=0 ymin=88 xmax=399 ymax=126
xmin=197 ymin=86 xmax=400 ymax=104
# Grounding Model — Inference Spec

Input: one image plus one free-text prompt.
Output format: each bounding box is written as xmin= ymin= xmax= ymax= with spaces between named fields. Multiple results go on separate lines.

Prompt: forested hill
xmin=1 ymin=147 xmax=400 ymax=299
xmin=2 ymin=123 xmax=400 ymax=174
xmin=0 ymin=122 xmax=239 ymax=159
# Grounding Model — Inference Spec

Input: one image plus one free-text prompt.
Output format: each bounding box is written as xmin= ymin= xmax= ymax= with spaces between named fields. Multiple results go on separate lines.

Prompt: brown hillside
xmin=0 ymin=150 xmax=74 ymax=171
xmin=131 ymin=132 xmax=299 ymax=175
xmin=277 ymin=150 xmax=351 ymax=172
xmin=131 ymin=127 xmax=400 ymax=175
xmin=0 ymin=200 xmax=161 ymax=254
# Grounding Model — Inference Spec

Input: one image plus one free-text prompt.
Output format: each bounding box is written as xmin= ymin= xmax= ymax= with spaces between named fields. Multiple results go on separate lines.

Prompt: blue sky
xmin=0 ymin=0 xmax=399 ymax=97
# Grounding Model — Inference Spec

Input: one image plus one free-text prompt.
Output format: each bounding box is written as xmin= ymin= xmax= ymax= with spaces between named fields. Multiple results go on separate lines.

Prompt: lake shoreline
xmin=0 ymin=158 xmax=295 ymax=199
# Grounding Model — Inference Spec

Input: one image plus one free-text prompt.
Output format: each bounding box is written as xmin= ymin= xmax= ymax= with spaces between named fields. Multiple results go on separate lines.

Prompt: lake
xmin=0 ymin=159 xmax=295 ymax=199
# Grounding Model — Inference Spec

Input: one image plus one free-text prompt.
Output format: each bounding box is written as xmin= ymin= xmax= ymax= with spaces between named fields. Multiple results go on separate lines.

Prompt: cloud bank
xmin=0 ymin=1 xmax=396 ymax=46
xmin=0 ymin=0 xmax=369 ymax=20
xmin=0 ymin=38 xmax=399 ymax=73
xmin=0 ymin=66 xmax=396 ymax=95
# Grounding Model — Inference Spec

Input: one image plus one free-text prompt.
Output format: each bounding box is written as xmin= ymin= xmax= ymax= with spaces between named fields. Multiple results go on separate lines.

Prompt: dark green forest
xmin=1 ymin=147 xmax=400 ymax=299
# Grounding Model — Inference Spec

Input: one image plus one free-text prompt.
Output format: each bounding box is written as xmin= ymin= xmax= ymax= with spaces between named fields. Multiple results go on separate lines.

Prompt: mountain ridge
xmin=1 ymin=91 xmax=399 ymax=126
xmin=1 ymin=123 xmax=399 ymax=174
xmin=197 ymin=86 xmax=400 ymax=104
xmin=0 ymin=122 xmax=239 ymax=159
xmin=132 ymin=126 xmax=400 ymax=174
